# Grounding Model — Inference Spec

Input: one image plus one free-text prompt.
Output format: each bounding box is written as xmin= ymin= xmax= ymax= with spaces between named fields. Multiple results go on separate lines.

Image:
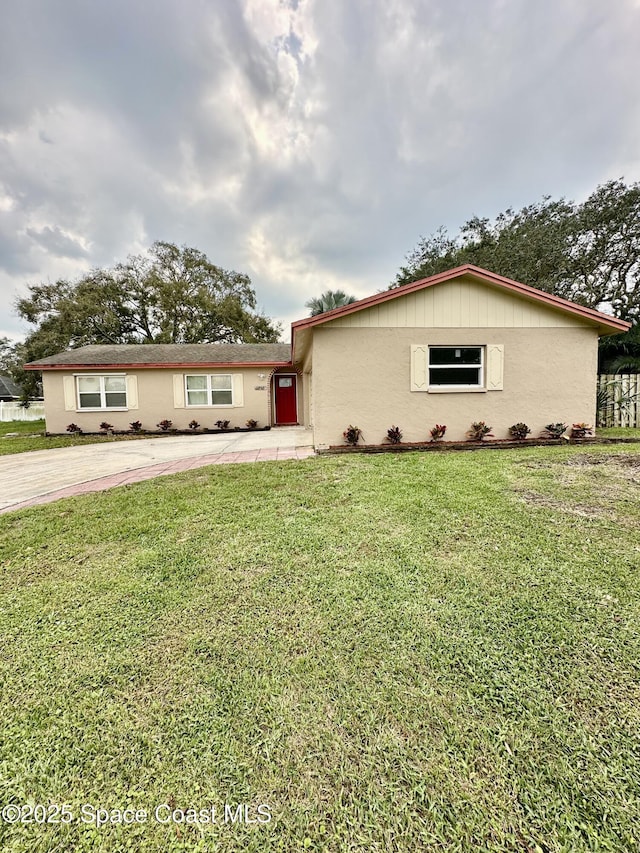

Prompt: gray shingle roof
xmin=26 ymin=343 xmax=291 ymax=367
xmin=0 ymin=374 xmax=21 ymax=398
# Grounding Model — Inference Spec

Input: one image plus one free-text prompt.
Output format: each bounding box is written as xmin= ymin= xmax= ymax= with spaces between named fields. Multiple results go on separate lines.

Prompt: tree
xmin=17 ymin=241 xmax=282 ymax=351
xmin=394 ymin=179 xmax=640 ymax=324
xmin=305 ymin=289 xmax=357 ymax=316
xmin=14 ymin=241 xmax=282 ymax=399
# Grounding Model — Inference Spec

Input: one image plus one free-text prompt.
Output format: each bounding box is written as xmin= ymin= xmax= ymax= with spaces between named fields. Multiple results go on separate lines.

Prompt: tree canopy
xmin=11 ymin=241 xmax=281 ymax=396
xmin=394 ymin=179 xmax=640 ymax=325
xmin=305 ymin=289 xmax=357 ymax=316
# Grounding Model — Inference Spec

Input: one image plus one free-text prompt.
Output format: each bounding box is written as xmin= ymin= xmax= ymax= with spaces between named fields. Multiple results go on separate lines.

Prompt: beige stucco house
xmin=27 ymin=265 xmax=630 ymax=446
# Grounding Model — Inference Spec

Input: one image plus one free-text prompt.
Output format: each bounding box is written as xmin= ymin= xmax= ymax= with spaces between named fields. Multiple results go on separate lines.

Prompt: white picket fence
xmin=0 ymin=401 xmax=45 ymax=422
xmin=597 ymin=374 xmax=640 ymax=428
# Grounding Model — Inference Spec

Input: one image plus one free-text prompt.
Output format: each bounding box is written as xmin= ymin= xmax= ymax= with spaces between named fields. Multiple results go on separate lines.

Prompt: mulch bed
xmin=323 ymin=436 xmax=640 ymax=455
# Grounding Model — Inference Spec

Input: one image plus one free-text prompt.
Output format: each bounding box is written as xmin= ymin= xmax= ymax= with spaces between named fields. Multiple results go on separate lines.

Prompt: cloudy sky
xmin=1 ymin=0 xmax=639 ymax=342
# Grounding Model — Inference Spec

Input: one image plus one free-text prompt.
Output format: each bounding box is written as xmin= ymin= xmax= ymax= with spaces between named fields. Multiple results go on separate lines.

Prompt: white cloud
xmin=1 ymin=0 xmax=639 ymax=343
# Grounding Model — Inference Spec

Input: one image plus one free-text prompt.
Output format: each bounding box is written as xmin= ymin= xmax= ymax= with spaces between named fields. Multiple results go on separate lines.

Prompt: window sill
xmin=427 ymin=387 xmax=486 ymax=394
xmin=185 ymin=404 xmax=237 ymax=409
xmin=77 ymin=407 xmax=129 ymax=412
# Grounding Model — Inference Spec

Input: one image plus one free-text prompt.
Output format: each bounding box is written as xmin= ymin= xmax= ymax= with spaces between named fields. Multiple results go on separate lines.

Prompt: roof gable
xmin=292 ymin=265 xmax=631 ymax=336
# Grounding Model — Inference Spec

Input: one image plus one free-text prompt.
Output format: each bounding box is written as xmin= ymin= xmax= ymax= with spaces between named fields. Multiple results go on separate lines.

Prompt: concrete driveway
xmin=0 ymin=427 xmax=314 ymax=514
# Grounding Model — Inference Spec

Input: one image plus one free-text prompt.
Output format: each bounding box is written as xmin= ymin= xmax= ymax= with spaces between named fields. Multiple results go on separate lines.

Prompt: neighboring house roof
xmin=25 ymin=343 xmax=292 ymax=370
xmin=291 ymin=264 xmax=632 ymax=337
xmin=0 ymin=374 xmax=21 ymax=399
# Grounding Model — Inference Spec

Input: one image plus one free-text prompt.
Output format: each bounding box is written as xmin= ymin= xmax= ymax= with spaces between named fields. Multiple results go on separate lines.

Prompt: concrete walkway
xmin=0 ymin=427 xmax=315 ymax=515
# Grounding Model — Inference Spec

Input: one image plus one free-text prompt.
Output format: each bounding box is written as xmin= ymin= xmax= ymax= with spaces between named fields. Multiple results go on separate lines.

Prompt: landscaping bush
xmin=99 ymin=422 xmax=114 ymax=433
xmin=570 ymin=422 xmax=593 ymax=439
xmin=467 ymin=421 xmax=494 ymax=441
xmin=129 ymin=420 xmax=143 ymax=433
xmin=188 ymin=420 xmax=200 ymax=430
xmin=65 ymin=423 xmax=82 ymax=434
xmin=215 ymin=420 xmax=230 ymax=430
xmin=542 ymin=422 xmax=568 ymax=439
xmin=385 ymin=425 xmax=403 ymax=444
xmin=157 ymin=419 xmax=173 ymax=431
xmin=508 ymin=422 xmax=531 ymax=440
xmin=343 ymin=425 xmax=363 ymax=446
xmin=246 ymin=419 xmax=258 ymax=429
xmin=429 ymin=424 xmax=447 ymax=441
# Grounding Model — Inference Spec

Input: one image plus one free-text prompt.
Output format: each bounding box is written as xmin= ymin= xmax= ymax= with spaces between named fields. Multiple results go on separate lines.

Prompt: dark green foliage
xmin=385 ymin=425 xmax=403 ymax=444
xmin=508 ymin=422 xmax=531 ymax=440
xmin=395 ymin=180 xmax=640 ymax=324
xmin=467 ymin=421 xmax=494 ymax=441
xmin=343 ymin=425 xmax=363 ymax=446
xmin=305 ymin=290 xmax=357 ymax=316
xmin=12 ymin=241 xmax=282 ymax=400
xmin=542 ymin=423 xmax=568 ymax=438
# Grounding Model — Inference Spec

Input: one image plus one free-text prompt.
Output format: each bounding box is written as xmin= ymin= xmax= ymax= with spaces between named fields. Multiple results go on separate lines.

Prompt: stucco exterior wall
xmin=42 ymin=368 xmax=274 ymax=434
xmin=310 ymin=326 xmax=599 ymax=447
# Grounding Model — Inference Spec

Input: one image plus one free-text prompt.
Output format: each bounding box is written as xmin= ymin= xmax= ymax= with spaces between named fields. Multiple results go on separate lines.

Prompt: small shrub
xmin=129 ymin=420 xmax=143 ymax=433
xmin=66 ymin=423 xmax=82 ymax=434
xmin=99 ymin=421 xmax=114 ymax=433
xmin=508 ymin=422 xmax=531 ymax=440
xmin=157 ymin=419 xmax=173 ymax=431
xmin=542 ymin=422 xmax=568 ymax=439
xmin=429 ymin=424 xmax=447 ymax=441
xmin=215 ymin=419 xmax=230 ymax=430
xmin=385 ymin=425 xmax=403 ymax=444
xmin=188 ymin=419 xmax=200 ymax=430
xmin=343 ymin=425 xmax=363 ymax=446
xmin=467 ymin=421 xmax=494 ymax=441
xmin=246 ymin=419 xmax=258 ymax=429
xmin=570 ymin=422 xmax=593 ymax=439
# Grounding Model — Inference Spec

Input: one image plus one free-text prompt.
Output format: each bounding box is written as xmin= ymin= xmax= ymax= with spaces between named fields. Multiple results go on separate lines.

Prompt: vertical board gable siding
xmin=323 ymin=279 xmax=590 ymax=329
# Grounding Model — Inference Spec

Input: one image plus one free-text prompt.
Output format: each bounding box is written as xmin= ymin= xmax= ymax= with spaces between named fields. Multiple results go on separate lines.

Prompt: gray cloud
xmin=0 ymin=0 xmax=639 ymax=342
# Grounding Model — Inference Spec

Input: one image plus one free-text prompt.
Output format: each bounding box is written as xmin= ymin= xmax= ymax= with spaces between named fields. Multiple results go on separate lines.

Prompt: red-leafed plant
xmin=430 ymin=424 xmax=447 ymax=441
xmin=570 ymin=422 xmax=593 ymax=439
xmin=157 ymin=419 xmax=173 ymax=431
xmin=508 ymin=422 xmax=531 ymax=440
xmin=343 ymin=425 xmax=363 ymax=446
xmin=385 ymin=425 xmax=403 ymax=444
xmin=467 ymin=421 xmax=494 ymax=441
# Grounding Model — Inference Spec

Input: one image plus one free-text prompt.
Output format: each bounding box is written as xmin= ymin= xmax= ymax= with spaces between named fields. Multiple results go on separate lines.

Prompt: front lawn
xmin=1 ymin=446 xmax=639 ymax=851
xmin=0 ymin=419 xmax=151 ymax=456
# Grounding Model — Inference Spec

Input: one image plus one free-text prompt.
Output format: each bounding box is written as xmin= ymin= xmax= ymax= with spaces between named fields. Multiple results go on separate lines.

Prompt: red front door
xmin=274 ymin=375 xmax=298 ymax=424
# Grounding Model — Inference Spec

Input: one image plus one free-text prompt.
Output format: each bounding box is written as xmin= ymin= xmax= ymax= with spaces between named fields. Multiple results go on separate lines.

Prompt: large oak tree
xmin=394 ymin=179 xmax=640 ymax=325
xmin=13 ymin=241 xmax=281 ymax=397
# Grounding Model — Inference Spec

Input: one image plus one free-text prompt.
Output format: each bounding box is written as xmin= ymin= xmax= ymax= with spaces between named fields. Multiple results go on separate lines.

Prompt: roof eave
xmin=24 ymin=360 xmax=293 ymax=371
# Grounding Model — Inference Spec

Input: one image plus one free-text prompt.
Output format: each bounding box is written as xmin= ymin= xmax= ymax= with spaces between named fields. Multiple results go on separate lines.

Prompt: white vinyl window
xmin=185 ymin=374 xmax=233 ymax=407
xmin=77 ymin=375 xmax=128 ymax=409
xmin=429 ymin=347 xmax=484 ymax=388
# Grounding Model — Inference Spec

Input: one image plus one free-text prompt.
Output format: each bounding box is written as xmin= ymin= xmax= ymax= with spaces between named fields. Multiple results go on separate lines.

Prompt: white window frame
xmin=75 ymin=373 xmax=128 ymax=411
xmin=185 ymin=374 xmax=234 ymax=408
xmin=428 ymin=346 xmax=484 ymax=390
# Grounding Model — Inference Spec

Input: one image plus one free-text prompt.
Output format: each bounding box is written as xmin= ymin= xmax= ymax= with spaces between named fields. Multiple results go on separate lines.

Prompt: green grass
xmin=0 ymin=420 xmax=152 ymax=456
xmin=598 ymin=426 xmax=640 ymax=438
xmin=1 ymin=446 xmax=640 ymax=851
